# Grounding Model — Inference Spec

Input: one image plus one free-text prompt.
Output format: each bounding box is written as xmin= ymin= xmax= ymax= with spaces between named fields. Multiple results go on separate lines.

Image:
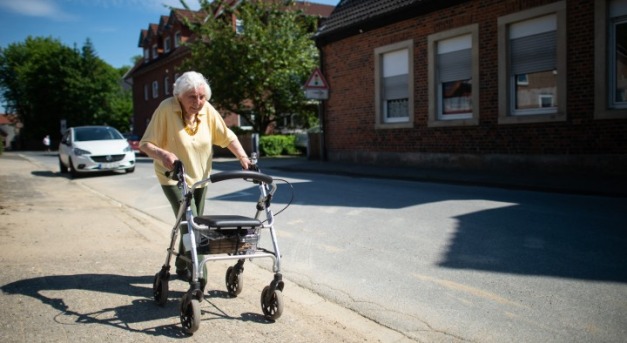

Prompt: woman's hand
xmin=160 ymin=150 xmax=179 ymax=170
xmin=139 ymin=142 xmax=178 ymax=170
xmin=238 ymin=156 xmax=250 ymax=170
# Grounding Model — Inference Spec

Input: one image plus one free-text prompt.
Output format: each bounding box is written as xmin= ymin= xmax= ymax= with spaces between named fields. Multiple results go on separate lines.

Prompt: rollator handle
xmin=165 ymin=160 xmax=183 ymax=180
xmin=210 ymin=170 xmax=273 ymax=185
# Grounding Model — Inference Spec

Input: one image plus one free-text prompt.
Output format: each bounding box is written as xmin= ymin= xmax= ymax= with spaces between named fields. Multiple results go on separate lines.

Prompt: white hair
xmin=173 ymin=71 xmax=212 ymax=100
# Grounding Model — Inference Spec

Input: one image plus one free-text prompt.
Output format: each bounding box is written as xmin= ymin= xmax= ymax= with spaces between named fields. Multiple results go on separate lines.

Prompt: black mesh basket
xmin=196 ymin=228 xmax=259 ymax=255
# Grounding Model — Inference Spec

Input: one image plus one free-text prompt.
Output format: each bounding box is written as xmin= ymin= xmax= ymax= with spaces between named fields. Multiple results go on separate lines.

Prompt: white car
xmin=58 ymin=125 xmax=136 ymax=176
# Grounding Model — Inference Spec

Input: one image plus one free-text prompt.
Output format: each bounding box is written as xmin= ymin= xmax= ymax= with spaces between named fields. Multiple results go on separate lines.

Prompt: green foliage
xmin=183 ymin=0 xmax=319 ymax=134
xmin=0 ymin=36 xmax=132 ymax=143
xmin=259 ymin=135 xmax=299 ymax=156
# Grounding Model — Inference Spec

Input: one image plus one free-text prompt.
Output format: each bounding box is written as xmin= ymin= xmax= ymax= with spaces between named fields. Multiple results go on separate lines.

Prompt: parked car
xmin=58 ymin=125 xmax=136 ymax=176
xmin=123 ymin=133 xmax=141 ymax=155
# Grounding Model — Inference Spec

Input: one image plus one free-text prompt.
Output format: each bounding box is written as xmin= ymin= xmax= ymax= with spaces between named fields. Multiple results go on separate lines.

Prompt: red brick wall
xmin=320 ymin=0 xmax=627 ymax=172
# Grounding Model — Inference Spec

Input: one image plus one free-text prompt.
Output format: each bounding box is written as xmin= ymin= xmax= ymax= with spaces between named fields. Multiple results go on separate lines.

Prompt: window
xmin=174 ymin=31 xmax=182 ymax=48
xmin=428 ymin=24 xmax=479 ymax=127
xmin=374 ymin=40 xmax=414 ymax=129
xmin=235 ymin=19 xmax=244 ymax=35
xmin=498 ymin=1 xmax=566 ymax=124
xmin=152 ymin=81 xmax=159 ymax=98
xmin=164 ymin=76 xmax=170 ymax=95
xmin=143 ymin=48 xmax=149 ymax=63
xmin=164 ymin=37 xmax=171 ymax=53
xmin=610 ymin=16 xmax=627 ymax=107
xmin=595 ymin=0 xmax=627 ymax=119
xmin=152 ymin=44 xmax=158 ymax=59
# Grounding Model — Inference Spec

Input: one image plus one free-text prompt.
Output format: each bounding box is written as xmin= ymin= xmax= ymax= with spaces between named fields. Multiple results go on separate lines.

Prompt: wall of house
xmin=320 ymin=0 xmax=627 ymax=174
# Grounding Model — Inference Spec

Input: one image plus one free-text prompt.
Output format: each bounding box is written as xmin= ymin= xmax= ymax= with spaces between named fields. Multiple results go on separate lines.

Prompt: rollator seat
xmin=194 ymin=215 xmax=262 ymax=229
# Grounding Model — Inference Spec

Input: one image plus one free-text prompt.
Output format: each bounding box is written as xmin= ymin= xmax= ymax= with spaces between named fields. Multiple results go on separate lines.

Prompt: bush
xmin=259 ymin=135 xmax=299 ymax=156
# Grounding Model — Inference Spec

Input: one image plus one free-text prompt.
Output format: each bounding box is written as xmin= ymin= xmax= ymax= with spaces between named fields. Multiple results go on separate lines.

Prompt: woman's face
xmin=178 ymin=87 xmax=207 ymax=115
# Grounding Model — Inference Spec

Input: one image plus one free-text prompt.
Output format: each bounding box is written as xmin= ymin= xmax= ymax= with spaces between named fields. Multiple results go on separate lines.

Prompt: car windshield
xmin=74 ymin=127 xmax=124 ymax=142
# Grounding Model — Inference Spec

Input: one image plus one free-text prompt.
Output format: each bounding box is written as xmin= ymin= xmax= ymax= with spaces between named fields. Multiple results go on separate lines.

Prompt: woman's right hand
xmin=139 ymin=142 xmax=178 ymax=170
xmin=160 ymin=150 xmax=178 ymax=170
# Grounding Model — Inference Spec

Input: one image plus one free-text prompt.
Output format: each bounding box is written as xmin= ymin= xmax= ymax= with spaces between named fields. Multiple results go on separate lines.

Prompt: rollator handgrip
xmin=165 ymin=160 xmax=183 ymax=180
xmin=210 ymin=170 xmax=273 ymax=185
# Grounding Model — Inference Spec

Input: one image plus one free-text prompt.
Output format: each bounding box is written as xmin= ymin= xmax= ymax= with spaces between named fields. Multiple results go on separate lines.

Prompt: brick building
xmin=314 ymin=0 xmax=627 ymax=174
xmin=125 ymin=1 xmax=334 ymax=139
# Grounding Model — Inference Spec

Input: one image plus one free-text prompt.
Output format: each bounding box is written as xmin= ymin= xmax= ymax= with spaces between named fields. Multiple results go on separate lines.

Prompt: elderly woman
xmin=140 ymin=71 xmax=250 ymax=278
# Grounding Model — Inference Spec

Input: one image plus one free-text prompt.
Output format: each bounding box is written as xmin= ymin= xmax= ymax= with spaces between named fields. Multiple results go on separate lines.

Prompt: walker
xmin=151 ymin=154 xmax=289 ymax=334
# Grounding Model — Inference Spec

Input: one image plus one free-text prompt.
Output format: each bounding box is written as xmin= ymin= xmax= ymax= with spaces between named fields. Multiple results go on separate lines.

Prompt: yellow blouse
xmin=140 ymin=96 xmax=236 ymax=186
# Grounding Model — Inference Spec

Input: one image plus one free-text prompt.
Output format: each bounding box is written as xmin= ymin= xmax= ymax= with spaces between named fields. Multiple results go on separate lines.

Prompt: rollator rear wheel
xmin=180 ymin=293 xmax=201 ymax=334
xmin=152 ymin=272 xmax=169 ymax=306
xmin=260 ymin=286 xmax=283 ymax=320
xmin=225 ymin=266 xmax=243 ymax=297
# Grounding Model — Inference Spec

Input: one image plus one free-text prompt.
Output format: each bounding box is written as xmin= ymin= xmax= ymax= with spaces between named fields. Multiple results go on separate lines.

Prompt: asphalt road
xmin=0 ymin=152 xmax=406 ymax=343
xmin=17 ymin=151 xmax=627 ymax=342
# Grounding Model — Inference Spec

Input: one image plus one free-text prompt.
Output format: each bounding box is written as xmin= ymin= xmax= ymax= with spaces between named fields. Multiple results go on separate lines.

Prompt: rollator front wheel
xmin=225 ymin=266 xmax=243 ymax=297
xmin=260 ymin=286 xmax=283 ymax=320
xmin=152 ymin=271 xmax=169 ymax=306
xmin=179 ymin=293 xmax=201 ymax=334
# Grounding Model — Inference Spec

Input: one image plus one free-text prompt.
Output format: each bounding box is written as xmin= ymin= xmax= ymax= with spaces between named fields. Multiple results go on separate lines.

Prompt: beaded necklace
xmin=181 ymin=114 xmax=200 ymax=136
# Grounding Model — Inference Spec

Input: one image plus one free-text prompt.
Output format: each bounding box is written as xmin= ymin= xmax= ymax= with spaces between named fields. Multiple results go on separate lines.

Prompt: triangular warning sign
xmin=304 ymin=68 xmax=329 ymax=89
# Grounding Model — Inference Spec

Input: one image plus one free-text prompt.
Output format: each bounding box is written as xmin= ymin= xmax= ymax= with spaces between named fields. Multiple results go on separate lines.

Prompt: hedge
xmin=259 ymin=135 xmax=299 ymax=156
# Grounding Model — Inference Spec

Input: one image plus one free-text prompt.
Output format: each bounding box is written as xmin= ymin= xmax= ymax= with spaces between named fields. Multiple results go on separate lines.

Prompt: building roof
xmin=0 ymin=114 xmax=18 ymax=125
xmin=126 ymin=1 xmax=335 ymax=80
xmin=293 ymin=1 xmax=335 ymax=17
xmin=314 ymin=0 xmax=466 ymax=44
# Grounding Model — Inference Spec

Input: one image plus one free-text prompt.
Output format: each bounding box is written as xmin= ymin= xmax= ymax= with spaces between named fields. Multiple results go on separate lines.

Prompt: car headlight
xmin=73 ymin=147 xmax=91 ymax=156
xmin=124 ymin=145 xmax=132 ymax=153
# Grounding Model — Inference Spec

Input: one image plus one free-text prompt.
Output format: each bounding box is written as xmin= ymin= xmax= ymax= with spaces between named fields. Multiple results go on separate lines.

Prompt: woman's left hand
xmin=239 ymin=156 xmax=250 ymax=170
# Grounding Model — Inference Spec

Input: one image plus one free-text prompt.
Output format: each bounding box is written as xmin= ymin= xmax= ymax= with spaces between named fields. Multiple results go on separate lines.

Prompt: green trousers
xmin=161 ymin=185 xmax=207 ymax=271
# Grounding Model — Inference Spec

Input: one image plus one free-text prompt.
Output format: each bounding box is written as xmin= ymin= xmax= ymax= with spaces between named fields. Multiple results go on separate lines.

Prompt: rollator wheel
xmin=225 ymin=266 xmax=243 ymax=297
xmin=152 ymin=272 xmax=169 ymax=306
xmin=260 ymin=286 xmax=283 ymax=320
xmin=179 ymin=293 xmax=201 ymax=334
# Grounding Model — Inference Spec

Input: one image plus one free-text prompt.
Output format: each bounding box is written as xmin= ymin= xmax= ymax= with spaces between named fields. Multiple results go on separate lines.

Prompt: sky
xmin=0 ymin=0 xmax=339 ymax=113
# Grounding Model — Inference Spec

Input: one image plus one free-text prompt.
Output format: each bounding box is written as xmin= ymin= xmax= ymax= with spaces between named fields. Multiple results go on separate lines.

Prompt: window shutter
xmin=384 ymin=74 xmax=409 ymax=100
xmin=510 ymin=31 xmax=556 ymax=75
xmin=438 ymin=48 xmax=472 ymax=82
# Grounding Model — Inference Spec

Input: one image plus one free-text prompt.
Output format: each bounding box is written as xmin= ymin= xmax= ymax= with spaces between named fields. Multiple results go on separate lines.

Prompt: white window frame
xmin=498 ymin=1 xmax=567 ymax=124
xmin=235 ymin=18 xmax=244 ymax=35
xmin=428 ymin=24 xmax=479 ymax=127
xmin=595 ymin=0 xmax=627 ymax=119
xmin=164 ymin=37 xmax=171 ymax=53
xmin=152 ymin=81 xmax=159 ymax=98
xmin=143 ymin=48 xmax=150 ymax=63
xmin=374 ymin=40 xmax=414 ymax=129
xmin=152 ymin=44 xmax=158 ymax=60
xmin=174 ymin=31 xmax=182 ymax=48
xmin=164 ymin=76 xmax=170 ymax=95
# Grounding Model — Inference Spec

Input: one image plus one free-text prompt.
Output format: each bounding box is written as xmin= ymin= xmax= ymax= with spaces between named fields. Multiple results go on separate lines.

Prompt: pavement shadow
xmin=1 ymin=273 xmax=275 ymax=336
xmin=2 ymin=274 xmax=187 ymax=337
xmin=31 ymin=170 xmax=126 ymax=179
xmin=202 ymin=289 xmax=274 ymax=324
xmin=438 ymin=199 xmax=627 ymax=283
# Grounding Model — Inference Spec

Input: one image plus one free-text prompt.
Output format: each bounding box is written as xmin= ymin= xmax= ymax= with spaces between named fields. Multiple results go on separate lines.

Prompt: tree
xmin=0 ymin=36 xmax=132 ymax=145
xmin=183 ymin=0 xmax=319 ymax=134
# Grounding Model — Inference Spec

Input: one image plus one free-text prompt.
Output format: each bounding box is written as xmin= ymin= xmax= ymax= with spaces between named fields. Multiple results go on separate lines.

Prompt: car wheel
xmin=59 ymin=157 xmax=69 ymax=173
xmin=125 ymin=167 xmax=135 ymax=173
xmin=69 ymin=158 xmax=79 ymax=178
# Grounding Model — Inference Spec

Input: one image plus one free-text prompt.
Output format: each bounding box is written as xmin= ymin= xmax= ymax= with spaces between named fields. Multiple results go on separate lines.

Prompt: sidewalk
xmin=255 ymin=156 xmax=627 ymax=198
xmin=0 ymin=153 xmax=410 ymax=343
